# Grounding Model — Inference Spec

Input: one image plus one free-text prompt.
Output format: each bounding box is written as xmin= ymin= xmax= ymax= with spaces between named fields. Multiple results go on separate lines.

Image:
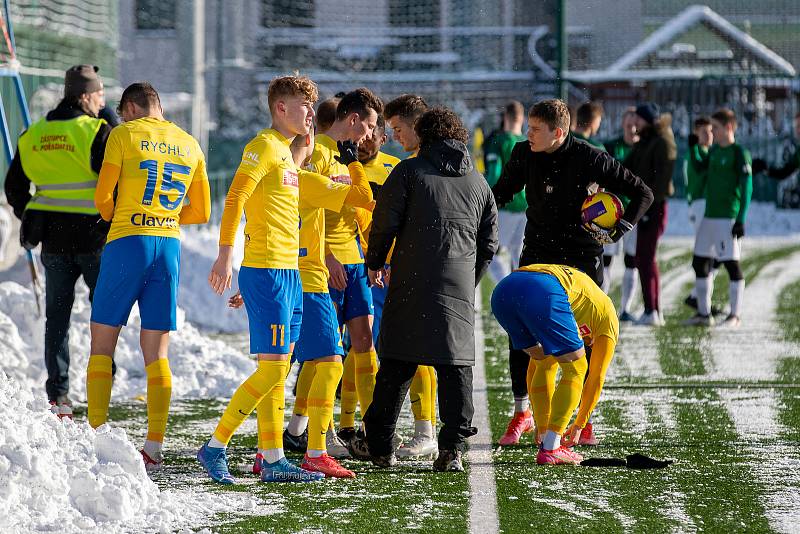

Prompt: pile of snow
xmin=665 ymin=199 xmax=800 ymax=236
xmin=0 ymin=372 xmax=259 ymax=533
xmin=0 ymin=280 xmax=256 ymax=402
xmin=178 ymin=225 xmax=247 ymax=333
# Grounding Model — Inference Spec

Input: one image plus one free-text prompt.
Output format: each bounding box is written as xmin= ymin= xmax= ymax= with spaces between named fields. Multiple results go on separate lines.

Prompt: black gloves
xmin=732 ymin=221 xmax=745 ymax=238
xmin=335 ymin=140 xmax=359 ymax=166
xmin=584 ymin=219 xmax=634 ymax=245
xmin=751 ymin=158 xmax=767 ymax=175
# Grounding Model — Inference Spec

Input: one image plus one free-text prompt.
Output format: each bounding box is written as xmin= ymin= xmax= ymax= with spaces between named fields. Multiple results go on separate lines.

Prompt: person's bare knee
xmin=140 ymin=329 xmax=170 ymax=366
xmin=348 ymin=315 xmax=374 ymax=352
xmin=525 ymin=345 xmax=546 ymax=360
xmin=90 ymin=321 xmax=121 ymax=356
xmin=555 ymin=347 xmax=586 ymax=363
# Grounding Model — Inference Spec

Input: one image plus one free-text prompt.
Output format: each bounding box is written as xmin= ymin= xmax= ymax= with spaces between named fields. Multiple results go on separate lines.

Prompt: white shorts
xmin=489 ymin=211 xmax=527 ymax=281
xmin=603 ymin=225 xmax=637 ymax=258
xmin=693 ymin=217 xmax=741 ymax=261
xmin=689 ymin=200 xmax=706 ymax=233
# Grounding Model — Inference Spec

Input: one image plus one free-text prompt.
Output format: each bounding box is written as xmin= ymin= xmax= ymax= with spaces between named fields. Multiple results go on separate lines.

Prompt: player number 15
xmin=139 ymin=159 xmax=191 ymax=210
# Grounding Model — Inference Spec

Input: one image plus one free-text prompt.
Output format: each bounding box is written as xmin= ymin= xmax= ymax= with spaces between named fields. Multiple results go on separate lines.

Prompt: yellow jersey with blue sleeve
xmin=311 ymin=134 xmax=363 ymax=264
xmin=518 ymin=264 xmax=619 ymax=343
xmin=218 ymin=128 xmax=299 ymax=269
xmin=357 ymin=151 xmax=400 ymax=257
xmin=362 ymin=151 xmax=400 ymax=186
xmin=298 ymin=169 xmax=350 ymax=293
xmin=101 ymin=117 xmax=206 ymax=243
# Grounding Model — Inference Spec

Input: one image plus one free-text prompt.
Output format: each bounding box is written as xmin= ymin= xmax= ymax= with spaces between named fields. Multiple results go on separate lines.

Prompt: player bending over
xmin=87 ymin=82 xmax=211 ymax=471
xmin=197 ymin=75 xmax=323 ymax=485
xmin=491 ymin=264 xmax=618 ymax=465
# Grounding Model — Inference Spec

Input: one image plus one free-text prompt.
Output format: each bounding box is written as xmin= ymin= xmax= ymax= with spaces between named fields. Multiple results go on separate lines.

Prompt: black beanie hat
xmin=635 ymin=103 xmax=660 ymax=125
xmin=64 ymin=65 xmax=102 ymax=99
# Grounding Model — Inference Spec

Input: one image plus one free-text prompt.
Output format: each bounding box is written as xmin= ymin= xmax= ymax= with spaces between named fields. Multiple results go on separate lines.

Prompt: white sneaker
xmin=683 ymin=313 xmax=715 ymax=327
xmin=396 ymin=433 xmax=438 ymax=459
xmin=636 ymin=310 xmax=664 ymax=326
xmin=326 ymin=429 xmax=351 ymax=459
xmin=719 ymin=314 xmax=741 ymax=328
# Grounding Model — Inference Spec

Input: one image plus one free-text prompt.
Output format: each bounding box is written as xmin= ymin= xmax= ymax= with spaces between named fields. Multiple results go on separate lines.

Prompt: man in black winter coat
xmin=491 ymin=99 xmax=653 ymax=448
xmin=350 ymin=107 xmax=498 ymax=471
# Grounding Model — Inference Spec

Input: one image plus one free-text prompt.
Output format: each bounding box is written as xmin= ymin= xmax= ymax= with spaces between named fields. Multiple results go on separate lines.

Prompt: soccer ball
xmin=581 ymin=192 xmax=623 ymax=231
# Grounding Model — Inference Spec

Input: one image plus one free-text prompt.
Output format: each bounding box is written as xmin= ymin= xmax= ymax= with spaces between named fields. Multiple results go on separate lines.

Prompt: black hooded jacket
xmin=366 ymin=139 xmax=498 ymax=366
xmin=492 ymin=134 xmax=653 ymax=270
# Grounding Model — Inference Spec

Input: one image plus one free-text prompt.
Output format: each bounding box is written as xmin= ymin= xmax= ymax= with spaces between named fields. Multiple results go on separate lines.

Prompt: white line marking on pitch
xmin=468 ymin=289 xmax=500 ymax=534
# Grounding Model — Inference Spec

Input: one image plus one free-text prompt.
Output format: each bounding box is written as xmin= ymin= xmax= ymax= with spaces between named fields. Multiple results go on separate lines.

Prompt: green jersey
xmin=604 ymin=136 xmax=633 ymax=162
xmin=484 ymin=130 xmax=527 ymax=212
xmin=684 ymin=145 xmax=709 ymax=203
xmin=600 ymin=136 xmax=633 ymax=207
xmin=574 ymin=132 xmax=607 ymax=151
xmin=690 ymin=143 xmax=753 ymax=222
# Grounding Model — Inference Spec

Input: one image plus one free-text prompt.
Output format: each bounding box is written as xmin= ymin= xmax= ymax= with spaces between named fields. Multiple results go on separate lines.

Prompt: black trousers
xmin=508 ymin=252 xmax=603 ymax=399
xmin=41 ymin=251 xmax=106 ymax=401
xmin=363 ymin=358 xmax=477 ymax=456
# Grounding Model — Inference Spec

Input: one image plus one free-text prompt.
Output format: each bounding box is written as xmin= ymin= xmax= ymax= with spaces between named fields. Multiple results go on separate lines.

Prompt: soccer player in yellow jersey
xmin=382 ymin=95 xmax=439 ymax=458
xmin=198 ymin=76 xmax=324 ymax=485
xmin=333 ymin=115 xmax=400 ymax=445
xmin=87 ymin=82 xmax=211 ymax=472
xmin=293 ymin=131 xmax=374 ymax=477
xmin=491 ymin=264 xmax=619 ymax=465
xmin=312 ymin=88 xmax=383 ymax=438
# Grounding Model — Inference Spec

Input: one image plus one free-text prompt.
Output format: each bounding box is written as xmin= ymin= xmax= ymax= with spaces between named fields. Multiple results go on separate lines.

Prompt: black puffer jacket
xmin=366 ymin=139 xmax=498 ymax=366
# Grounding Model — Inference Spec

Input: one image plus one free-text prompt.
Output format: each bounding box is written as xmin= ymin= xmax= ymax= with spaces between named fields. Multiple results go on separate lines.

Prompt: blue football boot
xmin=197 ymin=441 xmax=236 ymax=485
xmin=260 ymin=457 xmax=325 ymax=483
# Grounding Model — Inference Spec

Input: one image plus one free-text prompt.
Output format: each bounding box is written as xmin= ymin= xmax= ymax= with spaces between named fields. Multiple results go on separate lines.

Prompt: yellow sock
xmin=145 ymin=359 xmax=172 ymax=443
xmin=307 ymin=361 xmax=344 ymax=451
xmin=410 ymin=366 xmax=432 ymax=421
xmin=293 ymin=361 xmax=316 ymax=418
xmin=256 ymin=359 xmax=293 ymax=450
xmin=213 ymin=360 xmax=284 ymax=446
xmin=86 ymin=354 xmax=113 ymax=428
xmin=548 ymin=356 xmax=589 ymax=434
xmin=340 ymin=351 xmax=358 ymax=428
xmin=428 ymin=366 xmax=437 ymax=425
xmin=354 ymin=349 xmax=378 ymax=417
xmin=529 ymin=356 xmax=559 ymax=433
xmin=526 ymin=357 xmax=536 ymax=408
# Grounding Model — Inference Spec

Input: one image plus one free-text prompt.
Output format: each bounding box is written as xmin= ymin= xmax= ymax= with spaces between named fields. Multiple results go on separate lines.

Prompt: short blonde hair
xmin=267 ymin=75 xmax=318 ymax=112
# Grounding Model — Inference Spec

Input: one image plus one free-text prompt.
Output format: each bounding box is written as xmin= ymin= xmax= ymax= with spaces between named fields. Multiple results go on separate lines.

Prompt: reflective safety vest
xmin=17 ymin=114 xmax=105 ymax=215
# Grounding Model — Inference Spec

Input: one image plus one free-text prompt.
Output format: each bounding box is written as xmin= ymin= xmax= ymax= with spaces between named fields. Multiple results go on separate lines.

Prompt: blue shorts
xmin=490 ymin=271 xmax=584 ymax=357
xmin=329 ymin=262 xmax=374 ymax=324
xmin=294 ymin=292 xmax=345 ymax=362
xmin=92 ymin=235 xmax=180 ymax=331
xmin=239 ymin=267 xmax=302 ymax=355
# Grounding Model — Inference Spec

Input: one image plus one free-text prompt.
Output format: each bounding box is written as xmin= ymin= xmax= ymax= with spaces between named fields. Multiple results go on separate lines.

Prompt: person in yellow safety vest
xmin=3 ymin=65 xmax=116 ymax=418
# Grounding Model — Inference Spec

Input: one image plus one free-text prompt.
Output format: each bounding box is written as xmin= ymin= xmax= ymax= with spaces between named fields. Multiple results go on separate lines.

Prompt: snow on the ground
xmin=178 ymin=225 xmax=247 ymax=333
xmin=0 ymin=372 xmax=259 ymax=533
xmin=0 ymin=222 xmax=258 ymax=401
xmin=665 ymin=199 xmax=800 ymax=237
xmin=0 ymin=279 xmax=256 ymax=402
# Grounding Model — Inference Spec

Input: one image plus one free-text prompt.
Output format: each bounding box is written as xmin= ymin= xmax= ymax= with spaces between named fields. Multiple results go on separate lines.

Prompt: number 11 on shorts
xmin=270 ymin=324 xmax=285 ymax=347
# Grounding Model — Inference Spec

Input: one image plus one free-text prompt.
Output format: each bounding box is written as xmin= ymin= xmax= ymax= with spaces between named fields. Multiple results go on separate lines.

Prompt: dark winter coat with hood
xmin=624 ymin=116 xmax=677 ymax=204
xmin=366 ymin=139 xmax=498 ymax=367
